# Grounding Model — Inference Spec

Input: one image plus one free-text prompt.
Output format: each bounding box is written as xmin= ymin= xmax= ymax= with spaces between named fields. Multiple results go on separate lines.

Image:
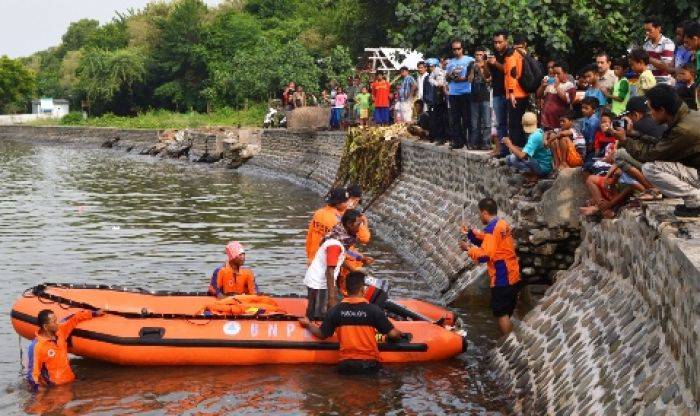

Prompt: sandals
xmin=637 ymin=189 xmax=663 ymax=202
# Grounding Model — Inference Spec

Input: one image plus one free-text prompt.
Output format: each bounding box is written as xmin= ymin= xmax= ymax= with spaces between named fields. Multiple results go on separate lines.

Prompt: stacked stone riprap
xmin=0 ymin=126 xmax=261 ymax=169
xmin=248 ymin=132 xmax=580 ymax=303
xmin=246 ymin=129 xmax=346 ymax=194
xmin=495 ymin=202 xmax=699 ymax=414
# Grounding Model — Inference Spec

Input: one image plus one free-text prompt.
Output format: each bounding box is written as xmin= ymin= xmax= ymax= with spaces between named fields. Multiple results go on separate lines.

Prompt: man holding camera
xmin=445 ymin=39 xmax=475 ymax=150
xmin=618 ymin=85 xmax=700 ymax=215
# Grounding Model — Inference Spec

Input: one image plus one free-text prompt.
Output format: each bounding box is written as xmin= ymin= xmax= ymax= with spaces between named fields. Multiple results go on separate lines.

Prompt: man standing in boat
xmin=338 ymin=184 xmax=372 ymax=294
xmin=306 ymin=187 xmax=371 ymax=264
xmin=299 ymin=271 xmax=403 ymax=375
xmin=304 ymin=209 xmax=373 ymax=319
xmin=27 ymin=308 xmax=103 ymax=389
xmin=459 ymin=198 xmax=521 ymax=335
xmin=208 ymin=241 xmax=257 ymax=298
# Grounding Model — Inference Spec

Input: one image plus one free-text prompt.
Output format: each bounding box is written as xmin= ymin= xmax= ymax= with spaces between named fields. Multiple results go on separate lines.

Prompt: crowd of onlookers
xmin=281 ymin=18 xmax=700 ymax=218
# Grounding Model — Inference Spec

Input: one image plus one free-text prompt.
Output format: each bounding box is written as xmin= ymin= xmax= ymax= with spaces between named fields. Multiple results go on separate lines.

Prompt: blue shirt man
xmin=446 ymin=55 xmax=474 ymax=95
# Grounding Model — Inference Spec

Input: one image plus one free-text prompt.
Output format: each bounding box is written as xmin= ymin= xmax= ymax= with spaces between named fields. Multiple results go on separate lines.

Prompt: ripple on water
xmin=0 ymin=139 xmax=512 ymax=415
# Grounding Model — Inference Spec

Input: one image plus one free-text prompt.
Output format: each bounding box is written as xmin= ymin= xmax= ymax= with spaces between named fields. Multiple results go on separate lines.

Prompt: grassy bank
xmin=27 ymin=105 xmax=267 ymax=129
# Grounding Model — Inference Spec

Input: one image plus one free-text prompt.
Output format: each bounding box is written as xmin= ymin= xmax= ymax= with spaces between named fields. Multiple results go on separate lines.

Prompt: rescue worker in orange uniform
xmin=299 ymin=271 xmax=404 ymax=375
xmin=337 ymin=184 xmax=372 ymax=294
xmin=208 ymin=241 xmax=257 ymax=298
xmin=26 ymin=308 xmax=103 ymax=389
xmin=459 ymin=197 xmax=521 ymax=335
xmin=306 ymin=188 xmax=348 ymax=263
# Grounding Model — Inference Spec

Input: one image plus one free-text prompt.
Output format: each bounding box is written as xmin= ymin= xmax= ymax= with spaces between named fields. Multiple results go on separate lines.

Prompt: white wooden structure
xmin=364 ymin=48 xmax=425 ymax=79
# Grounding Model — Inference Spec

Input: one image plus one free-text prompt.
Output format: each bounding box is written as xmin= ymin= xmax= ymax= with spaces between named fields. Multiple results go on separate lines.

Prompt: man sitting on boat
xmin=304 ymin=209 xmax=373 ymax=319
xmin=208 ymin=241 xmax=257 ymax=298
xmin=27 ymin=308 xmax=103 ymax=389
xmin=299 ymin=271 xmax=403 ymax=375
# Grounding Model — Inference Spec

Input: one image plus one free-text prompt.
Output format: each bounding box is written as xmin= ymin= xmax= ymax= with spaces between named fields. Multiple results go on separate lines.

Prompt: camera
xmin=612 ymin=118 xmax=627 ymax=130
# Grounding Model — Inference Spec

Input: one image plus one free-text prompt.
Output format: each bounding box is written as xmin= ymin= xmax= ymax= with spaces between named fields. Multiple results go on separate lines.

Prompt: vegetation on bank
xmin=1 ymin=0 xmax=698 ymax=117
xmin=27 ymin=105 xmax=266 ymax=129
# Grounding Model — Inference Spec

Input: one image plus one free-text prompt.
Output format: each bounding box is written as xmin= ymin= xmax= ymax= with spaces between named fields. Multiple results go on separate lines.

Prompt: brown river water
xmin=0 ymin=138 xmax=513 ymax=415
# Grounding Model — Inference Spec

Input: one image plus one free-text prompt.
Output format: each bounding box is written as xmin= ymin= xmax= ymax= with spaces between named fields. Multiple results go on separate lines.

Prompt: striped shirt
xmin=643 ymin=35 xmax=675 ymax=76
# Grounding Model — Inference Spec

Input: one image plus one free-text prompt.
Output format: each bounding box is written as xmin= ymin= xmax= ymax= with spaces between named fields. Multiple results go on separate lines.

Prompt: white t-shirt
xmin=416 ymin=73 xmax=428 ymax=100
xmin=304 ymin=239 xmax=346 ymax=289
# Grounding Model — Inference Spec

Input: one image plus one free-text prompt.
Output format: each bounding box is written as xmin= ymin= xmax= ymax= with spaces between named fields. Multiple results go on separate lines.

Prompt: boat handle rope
xmin=26 ymin=285 xmax=302 ymax=322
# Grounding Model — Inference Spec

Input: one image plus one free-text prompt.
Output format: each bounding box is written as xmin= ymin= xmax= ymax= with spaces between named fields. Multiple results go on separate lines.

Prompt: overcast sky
xmin=0 ymin=0 xmax=224 ymax=58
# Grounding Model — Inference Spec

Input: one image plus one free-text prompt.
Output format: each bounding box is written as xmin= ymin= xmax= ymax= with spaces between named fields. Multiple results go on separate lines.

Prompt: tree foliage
xmin=0 ymin=56 xmax=35 ymax=112
xmin=392 ymin=0 xmax=700 ymax=70
xmin=15 ymin=0 xmax=696 ymax=117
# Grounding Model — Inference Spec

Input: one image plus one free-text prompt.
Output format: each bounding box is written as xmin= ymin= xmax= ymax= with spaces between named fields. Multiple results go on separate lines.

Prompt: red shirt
xmin=371 ymin=81 xmax=391 ymax=108
xmin=594 ymin=131 xmax=617 ymax=155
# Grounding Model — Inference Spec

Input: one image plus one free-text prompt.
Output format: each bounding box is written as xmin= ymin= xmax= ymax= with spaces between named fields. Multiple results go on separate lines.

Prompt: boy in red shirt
xmin=371 ymin=73 xmax=391 ymax=125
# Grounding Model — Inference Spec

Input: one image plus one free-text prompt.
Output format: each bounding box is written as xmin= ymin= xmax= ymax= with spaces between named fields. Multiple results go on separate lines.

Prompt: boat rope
xmin=26 ymin=284 xmax=302 ymax=322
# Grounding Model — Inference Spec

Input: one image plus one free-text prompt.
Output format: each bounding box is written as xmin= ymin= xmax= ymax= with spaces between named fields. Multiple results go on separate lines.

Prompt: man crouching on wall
xmin=459 ymin=197 xmax=521 ymax=335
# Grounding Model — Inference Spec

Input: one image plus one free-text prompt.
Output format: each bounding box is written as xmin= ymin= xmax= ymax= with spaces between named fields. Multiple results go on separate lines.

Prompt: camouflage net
xmin=334 ymin=125 xmax=405 ymax=199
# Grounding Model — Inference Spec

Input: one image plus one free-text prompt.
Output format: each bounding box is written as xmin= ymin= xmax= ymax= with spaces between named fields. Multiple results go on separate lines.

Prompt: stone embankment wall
xmin=248 ymin=129 xmax=698 ymax=412
xmin=2 ymin=126 xmax=697 ymax=412
xmin=495 ymin=204 xmax=699 ymax=414
xmin=248 ymin=130 xmax=583 ymax=303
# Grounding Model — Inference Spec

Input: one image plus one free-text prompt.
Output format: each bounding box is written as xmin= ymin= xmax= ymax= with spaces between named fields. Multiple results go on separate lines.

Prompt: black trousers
xmin=507 ymin=97 xmax=529 ymax=147
xmin=448 ymin=94 xmax=471 ymax=147
xmin=428 ymin=100 xmax=448 ymax=142
xmin=337 ymin=359 xmax=382 ymax=375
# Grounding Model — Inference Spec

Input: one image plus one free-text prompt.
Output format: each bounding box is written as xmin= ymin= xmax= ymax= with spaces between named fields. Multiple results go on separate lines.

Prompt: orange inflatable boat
xmin=11 ymin=283 xmax=466 ymax=366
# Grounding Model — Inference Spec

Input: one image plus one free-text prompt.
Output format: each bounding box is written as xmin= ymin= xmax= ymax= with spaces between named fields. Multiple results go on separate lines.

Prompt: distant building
xmin=31 ymin=98 xmax=70 ymax=118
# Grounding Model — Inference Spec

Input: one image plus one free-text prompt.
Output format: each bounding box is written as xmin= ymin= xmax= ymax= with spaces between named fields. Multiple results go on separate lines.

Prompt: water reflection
xmin=0 ymin=139 xmax=512 ymax=415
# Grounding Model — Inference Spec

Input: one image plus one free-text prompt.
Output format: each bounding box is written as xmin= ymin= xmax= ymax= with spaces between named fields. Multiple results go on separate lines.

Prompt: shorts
xmin=306 ymin=287 xmax=328 ymax=320
xmin=337 ymin=359 xmax=381 ymax=375
xmin=490 ymin=283 xmax=520 ymax=317
xmin=397 ymin=101 xmax=413 ymax=123
xmin=359 ymin=108 xmax=369 ymax=119
xmin=373 ymin=107 xmax=390 ymax=124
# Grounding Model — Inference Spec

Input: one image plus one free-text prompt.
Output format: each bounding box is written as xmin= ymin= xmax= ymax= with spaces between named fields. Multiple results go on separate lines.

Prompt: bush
xmin=60 ymin=112 xmax=85 ymax=125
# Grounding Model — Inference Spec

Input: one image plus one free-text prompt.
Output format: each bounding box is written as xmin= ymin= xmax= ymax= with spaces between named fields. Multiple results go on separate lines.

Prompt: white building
xmin=31 ymin=98 xmax=70 ymax=118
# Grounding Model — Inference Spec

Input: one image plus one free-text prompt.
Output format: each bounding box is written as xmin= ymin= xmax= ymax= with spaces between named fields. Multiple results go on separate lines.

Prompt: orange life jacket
xmin=467 ymin=218 xmax=521 ymax=287
xmin=27 ymin=310 xmax=95 ymax=388
xmin=305 ymin=205 xmax=342 ymax=263
xmin=200 ymin=295 xmax=285 ymax=315
xmin=208 ymin=265 xmax=256 ymax=296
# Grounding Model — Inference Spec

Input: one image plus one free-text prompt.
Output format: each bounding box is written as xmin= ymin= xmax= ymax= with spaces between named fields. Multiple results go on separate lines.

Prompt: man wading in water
xmin=459 ymin=198 xmax=521 ymax=335
xmin=299 ymin=271 xmax=404 ymax=375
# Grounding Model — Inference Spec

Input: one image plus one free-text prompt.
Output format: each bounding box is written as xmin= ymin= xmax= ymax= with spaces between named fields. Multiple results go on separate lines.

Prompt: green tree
xmin=77 ymin=48 xmax=146 ymax=114
xmin=392 ymin=0 xmax=639 ymax=69
xmin=320 ymin=45 xmax=355 ymax=87
xmin=0 ymin=56 xmax=35 ymax=113
xmin=151 ymin=0 xmax=210 ymax=111
xmin=85 ymin=16 xmax=130 ymax=50
xmin=61 ymin=19 xmax=100 ymax=52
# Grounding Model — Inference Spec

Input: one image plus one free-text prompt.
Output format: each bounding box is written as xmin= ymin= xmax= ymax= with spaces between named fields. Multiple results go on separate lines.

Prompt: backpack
xmin=516 ymin=50 xmax=544 ymax=94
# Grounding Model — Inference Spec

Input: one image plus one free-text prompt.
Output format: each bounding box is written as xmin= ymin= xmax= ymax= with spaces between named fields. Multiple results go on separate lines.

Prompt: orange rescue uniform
xmin=208 ymin=265 xmax=256 ymax=296
xmin=319 ymin=298 xmax=394 ymax=362
xmin=27 ymin=310 xmax=95 ymax=388
xmin=467 ymin=218 xmax=521 ymax=287
xmin=305 ymin=205 xmax=370 ymax=264
xmin=504 ymin=50 xmax=528 ymax=100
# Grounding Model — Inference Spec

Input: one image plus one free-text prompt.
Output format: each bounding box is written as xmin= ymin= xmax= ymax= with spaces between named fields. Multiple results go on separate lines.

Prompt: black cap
xmin=626 ymin=96 xmax=648 ymax=114
xmin=325 ymin=188 xmax=349 ymax=205
xmin=347 ymin=183 xmax=362 ymax=198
